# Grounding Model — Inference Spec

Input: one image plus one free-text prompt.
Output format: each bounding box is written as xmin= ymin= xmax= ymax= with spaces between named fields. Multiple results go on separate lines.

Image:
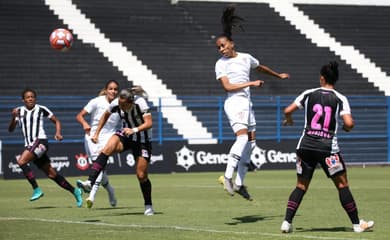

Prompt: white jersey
xmin=83 ymin=95 xmax=120 ymax=137
xmin=16 ymin=104 xmax=53 ymax=147
xmin=215 ymin=52 xmax=259 ymax=98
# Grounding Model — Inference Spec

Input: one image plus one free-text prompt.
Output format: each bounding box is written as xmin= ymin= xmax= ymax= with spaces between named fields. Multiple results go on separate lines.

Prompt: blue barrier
xmin=0 ymin=95 xmax=388 ymax=162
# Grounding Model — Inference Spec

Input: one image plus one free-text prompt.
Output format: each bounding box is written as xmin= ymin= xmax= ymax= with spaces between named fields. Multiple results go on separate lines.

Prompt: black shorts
xmin=296 ymin=149 xmax=346 ymax=179
xmin=26 ymin=139 xmax=51 ymax=169
xmin=115 ymin=133 xmax=152 ymax=162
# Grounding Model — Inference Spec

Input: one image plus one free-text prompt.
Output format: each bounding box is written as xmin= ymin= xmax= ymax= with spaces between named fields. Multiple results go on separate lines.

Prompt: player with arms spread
xmin=215 ymin=5 xmax=289 ymax=200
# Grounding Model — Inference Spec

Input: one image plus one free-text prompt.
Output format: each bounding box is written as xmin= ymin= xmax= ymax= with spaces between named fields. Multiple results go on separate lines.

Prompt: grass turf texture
xmin=0 ymin=167 xmax=389 ymax=240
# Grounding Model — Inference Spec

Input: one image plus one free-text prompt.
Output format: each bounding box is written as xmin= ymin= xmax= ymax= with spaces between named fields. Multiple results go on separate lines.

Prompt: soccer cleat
xmin=86 ymin=197 xmax=93 ymax=209
xmin=30 ymin=187 xmax=44 ymax=201
xmin=234 ymin=185 xmax=253 ymax=201
xmin=223 ymin=177 xmax=235 ymax=196
xmin=281 ymin=220 xmax=293 ymax=233
xmin=144 ymin=205 xmax=154 ymax=216
xmin=353 ymin=219 xmax=374 ymax=233
xmin=73 ymin=187 xmax=83 ymax=208
xmin=107 ymin=187 xmax=117 ymax=207
xmin=218 ymin=175 xmax=224 ymax=186
xmin=76 ymin=179 xmax=91 ymax=193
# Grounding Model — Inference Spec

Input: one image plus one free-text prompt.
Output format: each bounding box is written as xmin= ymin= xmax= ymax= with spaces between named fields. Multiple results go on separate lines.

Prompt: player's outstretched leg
xmin=101 ymin=172 xmax=117 ymax=207
xmin=77 ymin=179 xmax=92 ymax=193
xmin=73 ymin=188 xmax=83 ymax=208
xmin=30 ymin=187 xmax=44 ymax=201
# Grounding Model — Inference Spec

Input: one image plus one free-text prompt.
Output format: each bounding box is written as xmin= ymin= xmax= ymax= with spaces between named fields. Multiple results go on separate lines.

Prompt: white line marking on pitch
xmin=0 ymin=216 xmax=366 ymax=240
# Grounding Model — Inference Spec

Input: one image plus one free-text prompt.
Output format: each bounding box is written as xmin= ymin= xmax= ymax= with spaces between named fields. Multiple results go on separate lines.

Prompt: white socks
xmin=224 ymin=134 xmax=248 ymax=179
xmin=235 ymin=140 xmax=255 ymax=186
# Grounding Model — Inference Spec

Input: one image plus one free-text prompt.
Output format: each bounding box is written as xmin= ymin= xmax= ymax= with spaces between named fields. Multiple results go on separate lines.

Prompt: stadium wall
xmin=1 ymin=95 xmax=388 ymax=178
xmin=2 ymin=140 xmax=296 ymax=179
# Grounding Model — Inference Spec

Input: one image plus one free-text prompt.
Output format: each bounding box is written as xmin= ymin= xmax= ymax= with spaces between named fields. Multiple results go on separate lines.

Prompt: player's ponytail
xmin=220 ymin=5 xmax=245 ymax=41
xmin=321 ymin=61 xmax=339 ymax=85
xmin=131 ymin=85 xmax=148 ymax=99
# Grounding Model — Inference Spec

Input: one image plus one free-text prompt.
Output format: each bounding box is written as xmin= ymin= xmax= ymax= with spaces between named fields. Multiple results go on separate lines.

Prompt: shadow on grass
xmin=92 ymin=207 xmax=129 ymax=211
xmin=226 ymin=214 xmax=281 ymax=225
xmin=113 ymin=211 xmax=163 ymax=216
xmin=297 ymin=227 xmax=351 ymax=232
xmin=89 ymin=208 xmax=163 ymax=217
xmin=84 ymin=219 xmax=102 ymax=223
xmin=30 ymin=206 xmax=58 ymax=209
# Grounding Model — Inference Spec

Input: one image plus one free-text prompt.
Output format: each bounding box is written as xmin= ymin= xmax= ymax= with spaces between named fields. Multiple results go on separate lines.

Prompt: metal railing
xmin=1 ymin=95 xmax=389 ymax=162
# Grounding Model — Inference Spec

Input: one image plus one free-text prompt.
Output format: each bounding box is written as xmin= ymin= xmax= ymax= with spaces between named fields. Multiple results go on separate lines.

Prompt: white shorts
xmin=224 ymin=95 xmax=256 ymax=133
xmin=84 ymin=133 xmax=113 ymax=160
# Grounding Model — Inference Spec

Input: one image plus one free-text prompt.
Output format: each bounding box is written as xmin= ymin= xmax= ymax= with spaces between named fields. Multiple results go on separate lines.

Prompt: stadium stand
xmin=0 ymin=0 xmax=388 ymax=163
xmin=0 ymin=0 xmax=129 ymax=96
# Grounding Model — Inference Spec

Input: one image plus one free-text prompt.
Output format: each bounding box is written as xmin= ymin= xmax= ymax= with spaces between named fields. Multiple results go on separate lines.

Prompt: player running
xmin=76 ymin=80 xmax=119 ymax=208
xmin=8 ymin=88 xmax=83 ymax=207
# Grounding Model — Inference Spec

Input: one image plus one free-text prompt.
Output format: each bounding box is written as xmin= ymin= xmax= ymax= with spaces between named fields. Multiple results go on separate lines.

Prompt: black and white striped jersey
xmin=294 ymin=87 xmax=351 ymax=153
xmin=16 ymin=104 xmax=54 ymax=147
xmin=109 ymin=96 xmax=152 ymax=143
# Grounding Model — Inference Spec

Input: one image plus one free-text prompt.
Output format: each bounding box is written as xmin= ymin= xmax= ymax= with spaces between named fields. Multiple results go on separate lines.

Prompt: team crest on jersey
xmin=176 ymin=145 xmax=196 ymax=171
xmin=142 ymin=149 xmax=150 ymax=158
xmin=325 ymin=154 xmax=340 ymax=168
xmin=325 ymin=154 xmax=344 ymax=176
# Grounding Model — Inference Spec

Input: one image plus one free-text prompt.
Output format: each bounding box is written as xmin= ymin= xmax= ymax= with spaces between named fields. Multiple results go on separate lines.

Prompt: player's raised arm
xmin=91 ymin=110 xmax=111 ymax=143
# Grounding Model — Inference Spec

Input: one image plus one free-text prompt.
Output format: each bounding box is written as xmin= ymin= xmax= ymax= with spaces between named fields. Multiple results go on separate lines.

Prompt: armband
xmin=132 ymin=127 xmax=139 ymax=133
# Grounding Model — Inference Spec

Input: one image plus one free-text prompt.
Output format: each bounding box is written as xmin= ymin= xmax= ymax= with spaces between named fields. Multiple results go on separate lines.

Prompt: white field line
xmin=0 ymin=216 xmax=367 ymax=240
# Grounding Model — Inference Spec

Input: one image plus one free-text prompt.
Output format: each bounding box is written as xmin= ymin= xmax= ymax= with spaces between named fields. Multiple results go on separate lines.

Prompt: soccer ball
xmin=49 ymin=28 xmax=73 ymax=51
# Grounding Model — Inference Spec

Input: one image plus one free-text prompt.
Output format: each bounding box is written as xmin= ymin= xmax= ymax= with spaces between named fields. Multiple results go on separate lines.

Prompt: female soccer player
xmin=8 ymin=88 xmax=83 ymax=207
xmin=77 ymin=87 xmax=154 ymax=215
xmin=76 ymin=80 xmax=119 ymax=208
xmin=215 ymin=5 xmax=289 ymax=200
xmin=280 ymin=61 xmax=374 ymax=233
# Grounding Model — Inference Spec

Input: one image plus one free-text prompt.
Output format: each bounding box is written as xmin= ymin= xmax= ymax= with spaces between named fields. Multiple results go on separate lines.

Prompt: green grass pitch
xmin=1 ymin=167 xmax=389 ymax=240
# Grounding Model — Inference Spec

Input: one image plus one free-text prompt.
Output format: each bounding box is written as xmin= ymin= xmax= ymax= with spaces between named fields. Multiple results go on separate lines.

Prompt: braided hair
xmin=320 ymin=61 xmax=339 ymax=85
xmin=220 ymin=5 xmax=245 ymax=41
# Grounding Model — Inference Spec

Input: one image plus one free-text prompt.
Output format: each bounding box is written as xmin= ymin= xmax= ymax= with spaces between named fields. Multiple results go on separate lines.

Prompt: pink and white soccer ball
xmin=49 ymin=28 xmax=73 ymax=51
